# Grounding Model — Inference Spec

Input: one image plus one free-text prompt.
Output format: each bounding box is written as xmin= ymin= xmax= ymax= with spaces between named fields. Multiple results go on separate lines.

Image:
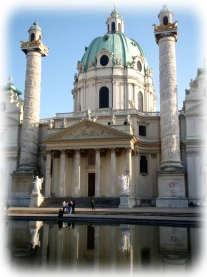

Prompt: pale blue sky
xmin=2 ymin=0 xmax=206 ymax=119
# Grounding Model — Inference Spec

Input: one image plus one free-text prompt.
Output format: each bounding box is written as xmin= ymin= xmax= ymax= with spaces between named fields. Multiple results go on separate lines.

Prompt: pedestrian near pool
xmin=72 ymin=200 xmax=75 ymax=214
xmin=58 ymin=208 xmax=64 ymax=218
xmin=91 ymin=199 xmax=95 ymax=210
xmin=0 ymin=202 xmax=4 ymax=215
xmin=62 ymin=200 xmax=66 ymax=213
xmin=5 ymin=202 xmax=10 ymax=215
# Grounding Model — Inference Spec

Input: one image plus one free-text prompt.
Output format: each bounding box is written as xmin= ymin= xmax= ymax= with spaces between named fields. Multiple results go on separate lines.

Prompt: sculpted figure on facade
xmin=118 ymin=175 xmax=130 ymax=195
xmin=48 ymin=118 xmax=55 ymax=129
xmin=114 ymin=58 xmax=122 ymax=66
xmin=61 ymin=118 xmax=67 ymax=128
xmin=32 ymin=176 xmax=44 ymax=194
xmin=125 ymin=113 xmax=131 ymax=125
xmin=111 ymin=114 xmax=116 ymax=125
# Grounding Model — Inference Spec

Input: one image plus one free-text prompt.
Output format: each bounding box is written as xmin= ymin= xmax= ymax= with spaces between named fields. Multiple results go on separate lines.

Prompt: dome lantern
xmin=106 ymin=4 xmax=124 ymax=34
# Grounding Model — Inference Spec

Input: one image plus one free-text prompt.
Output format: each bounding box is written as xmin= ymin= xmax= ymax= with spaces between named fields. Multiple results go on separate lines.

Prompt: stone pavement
xmin=5 ymin=206 xmax=206 ymax=227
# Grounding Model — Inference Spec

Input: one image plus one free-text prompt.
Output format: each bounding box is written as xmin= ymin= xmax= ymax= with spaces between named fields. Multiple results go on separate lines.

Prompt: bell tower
xmin=11 ymin=22 xmax=48 ymax=205
xmin=153 ymin=5 xmax=188 ymax=207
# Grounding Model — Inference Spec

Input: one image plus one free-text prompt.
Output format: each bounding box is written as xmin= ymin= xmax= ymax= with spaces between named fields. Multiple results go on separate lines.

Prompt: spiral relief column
xmin=154 ymin=6 xmax=187 ymax=207
xmin=11 ymin=22 xmax=48 ymax=204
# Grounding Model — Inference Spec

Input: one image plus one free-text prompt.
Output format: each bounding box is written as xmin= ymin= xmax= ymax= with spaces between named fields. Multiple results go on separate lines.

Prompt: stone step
xmin=40 ymin=197 xmax=120 ymax=208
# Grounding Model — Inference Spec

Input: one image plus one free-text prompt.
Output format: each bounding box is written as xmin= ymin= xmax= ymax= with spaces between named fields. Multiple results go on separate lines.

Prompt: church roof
xmin=28 ymin=21 xmax=41 ymax=32
xmin=81 ymin=33 xmax=147 ymax=71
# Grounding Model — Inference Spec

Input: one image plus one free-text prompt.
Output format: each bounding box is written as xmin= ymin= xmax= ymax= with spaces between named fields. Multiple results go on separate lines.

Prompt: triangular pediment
xmin=44 ymin=119 xmax=134 ymax=143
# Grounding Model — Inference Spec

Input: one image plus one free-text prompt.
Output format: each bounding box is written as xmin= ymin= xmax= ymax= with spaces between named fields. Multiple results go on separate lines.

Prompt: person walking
xmin=91 ymin=199 xmax=95 ymax=210
xmin=5 ymin=202 xmax=10 ymax=215
xmin=0 ymin=202 xmax=4 ymax=215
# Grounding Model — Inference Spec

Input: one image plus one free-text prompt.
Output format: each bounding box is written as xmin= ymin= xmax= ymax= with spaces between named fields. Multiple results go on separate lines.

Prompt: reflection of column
xmin=41 ymin=223 xmax=49 ymax=269
xmin=94 ymin=225 xmax=100 ymax=272
xmin=95 ymin=149 xmax=100 ymax=197
xmin=126 ymin=148 xmax=132 ymax=195
xmin=110 ymin=226 xmax=116 ymax=272
xmin=56 ymin=228 xmax=63 ymax=269
xmin=45 ymin=151 xmax=51 ymax=197
xmin=111 ymin=148 xmax=116 ymax=196
xmin=59 ymin=150 xmax=66 ymax=196
xmin=74 ymin=149 xmax=80 ymax=196
xmin=72 ymin=226 xmax=79 ymax=268
xmin=29 ymin=221 xmax=43 ymax=249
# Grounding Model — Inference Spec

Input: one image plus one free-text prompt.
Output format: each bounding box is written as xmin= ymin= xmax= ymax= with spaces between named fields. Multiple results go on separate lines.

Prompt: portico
xmin=44 ymin=119 xmax=137 ymax=198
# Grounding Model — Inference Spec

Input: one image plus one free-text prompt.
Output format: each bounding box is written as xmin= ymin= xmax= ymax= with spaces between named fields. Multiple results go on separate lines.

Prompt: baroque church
xmin=2 ymin=5 xmax=207 ymax=207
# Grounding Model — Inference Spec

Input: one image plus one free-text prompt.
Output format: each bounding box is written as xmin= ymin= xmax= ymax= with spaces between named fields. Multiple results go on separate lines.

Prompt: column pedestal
xmin=156 ymin=171 xmax=188 ymax=207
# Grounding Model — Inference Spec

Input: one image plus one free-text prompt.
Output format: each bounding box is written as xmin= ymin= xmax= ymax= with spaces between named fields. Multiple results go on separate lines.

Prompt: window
xmin=163 ymin=16 xmax=168 ymax=25
xmin=139 ymin=125 xmax=146 ymax=136
xmin=31 ymin=33 xmax=35 ymax=41
xmin=0 ymin=132 xmax=4 ymax=141
xmin=100 ymin=55 xmax=109 ymax=66
xmin=99 ymin=86 xmax=109 ymax=108
xmin=203 ymin=87 xmax=207 ymax=98
xmin=0 ymin=102 xmax=6 ymax=111
xmin=111 ymin=22 xmax=115 ymax=33
xmin=138 ymin=91 xmax=143 ymax=111
xmin=137 ymin=61 xmax=142 ymax=72
xmin=140 ymin=156 xmax=148 ymax=173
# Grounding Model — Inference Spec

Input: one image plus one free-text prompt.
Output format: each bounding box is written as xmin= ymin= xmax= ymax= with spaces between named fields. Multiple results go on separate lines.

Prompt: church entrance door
xmin=88 ymin=173 xmax=95 ymax=196
xmin=0 ymin=167 xmax=4 ymax=202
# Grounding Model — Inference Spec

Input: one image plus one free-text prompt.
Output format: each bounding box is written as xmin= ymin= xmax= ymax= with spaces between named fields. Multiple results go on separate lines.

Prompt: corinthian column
xmin=111 ymin=148 xmax=116 ymax=196
xmin=74 ymin=149 xmax=80 ymax=196
xmin=95 ymin=149 xmax=100 ymax=197
xmin=59 ymin=150 xmax=66 ymax=197
xmin=45 ymin=151 xmax=51 ymax=197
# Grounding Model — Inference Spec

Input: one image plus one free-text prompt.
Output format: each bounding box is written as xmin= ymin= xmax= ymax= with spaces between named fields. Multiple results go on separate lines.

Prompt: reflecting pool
xmin=3 ymin=219 xmax=205 ymax=275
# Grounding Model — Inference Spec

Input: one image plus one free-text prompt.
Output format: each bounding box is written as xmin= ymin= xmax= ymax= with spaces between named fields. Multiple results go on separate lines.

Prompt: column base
xmin=30 ymin=193 xmax=44 ymax=207
xmin=157 ymin=171 xmax=187 ymax=207
xmin=156 ymin=197 xmax=188 ymax=207
xmin=119 ymin=195 xmax=135 ymax=208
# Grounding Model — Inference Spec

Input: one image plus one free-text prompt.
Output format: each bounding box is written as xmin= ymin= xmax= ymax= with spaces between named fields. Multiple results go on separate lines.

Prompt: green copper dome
xmin=158 ymin=5 xmax=173 ymax=17
xmin=81 ymin=33 xmax=147 ymax=71
xmin=28 ymin=21 xmax=41 ymax=32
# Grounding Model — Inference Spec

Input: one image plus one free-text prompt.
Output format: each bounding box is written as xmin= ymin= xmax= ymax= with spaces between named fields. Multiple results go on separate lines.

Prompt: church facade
xmin=1 ymin=5 xmax=207 ymax=207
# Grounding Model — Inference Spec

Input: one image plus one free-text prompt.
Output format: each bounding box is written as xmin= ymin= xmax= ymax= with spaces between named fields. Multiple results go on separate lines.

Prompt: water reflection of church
xmin=2 ymin=5 xmax=207 ymax=207
xmin=5 ymin=220 xmax=202 ymax=272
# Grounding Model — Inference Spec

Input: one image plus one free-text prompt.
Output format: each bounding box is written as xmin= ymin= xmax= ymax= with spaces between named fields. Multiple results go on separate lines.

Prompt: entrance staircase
xmin=40 ymin=197 xmax=120 ymax=208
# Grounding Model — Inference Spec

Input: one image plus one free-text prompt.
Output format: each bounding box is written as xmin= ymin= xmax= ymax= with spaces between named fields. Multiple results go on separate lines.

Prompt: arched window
xmin=31 ymin=33 xmax=35 ymax=41
xmin=163 ymin=16 xmax=168 ymax=25
xmin=138 ymin=91 xmax=143 ymax=111
xmin=204 ymin=88 xmax=207 ymax=98
xmin=0 ymin=102 xmax=6 ymax=111
xmin=99 ymin=86 xmax=109 ymax=108
xmin=140 ymin=156 xmax=148 ymax=173
xmin=111 ymin=22 xmax=115 ymax=33
xmin=118 ymin=23 xmax=121 ymax=33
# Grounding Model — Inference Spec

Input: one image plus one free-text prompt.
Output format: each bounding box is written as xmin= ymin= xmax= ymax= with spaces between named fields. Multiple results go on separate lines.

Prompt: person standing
xmin=91 ymin=199 xmax=95 ymax=210
xmin=72 ymin=200 xmax=75 ymax=214
xmin=62 ymin=200 xmax=66 ymax=213
xmin=5 ymin=202 xmax=10 ymax=215
xmin=0 ymin=202 xmax=4 ymax=215
xmin=57 ymin=209 xmax=63 ymax=218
